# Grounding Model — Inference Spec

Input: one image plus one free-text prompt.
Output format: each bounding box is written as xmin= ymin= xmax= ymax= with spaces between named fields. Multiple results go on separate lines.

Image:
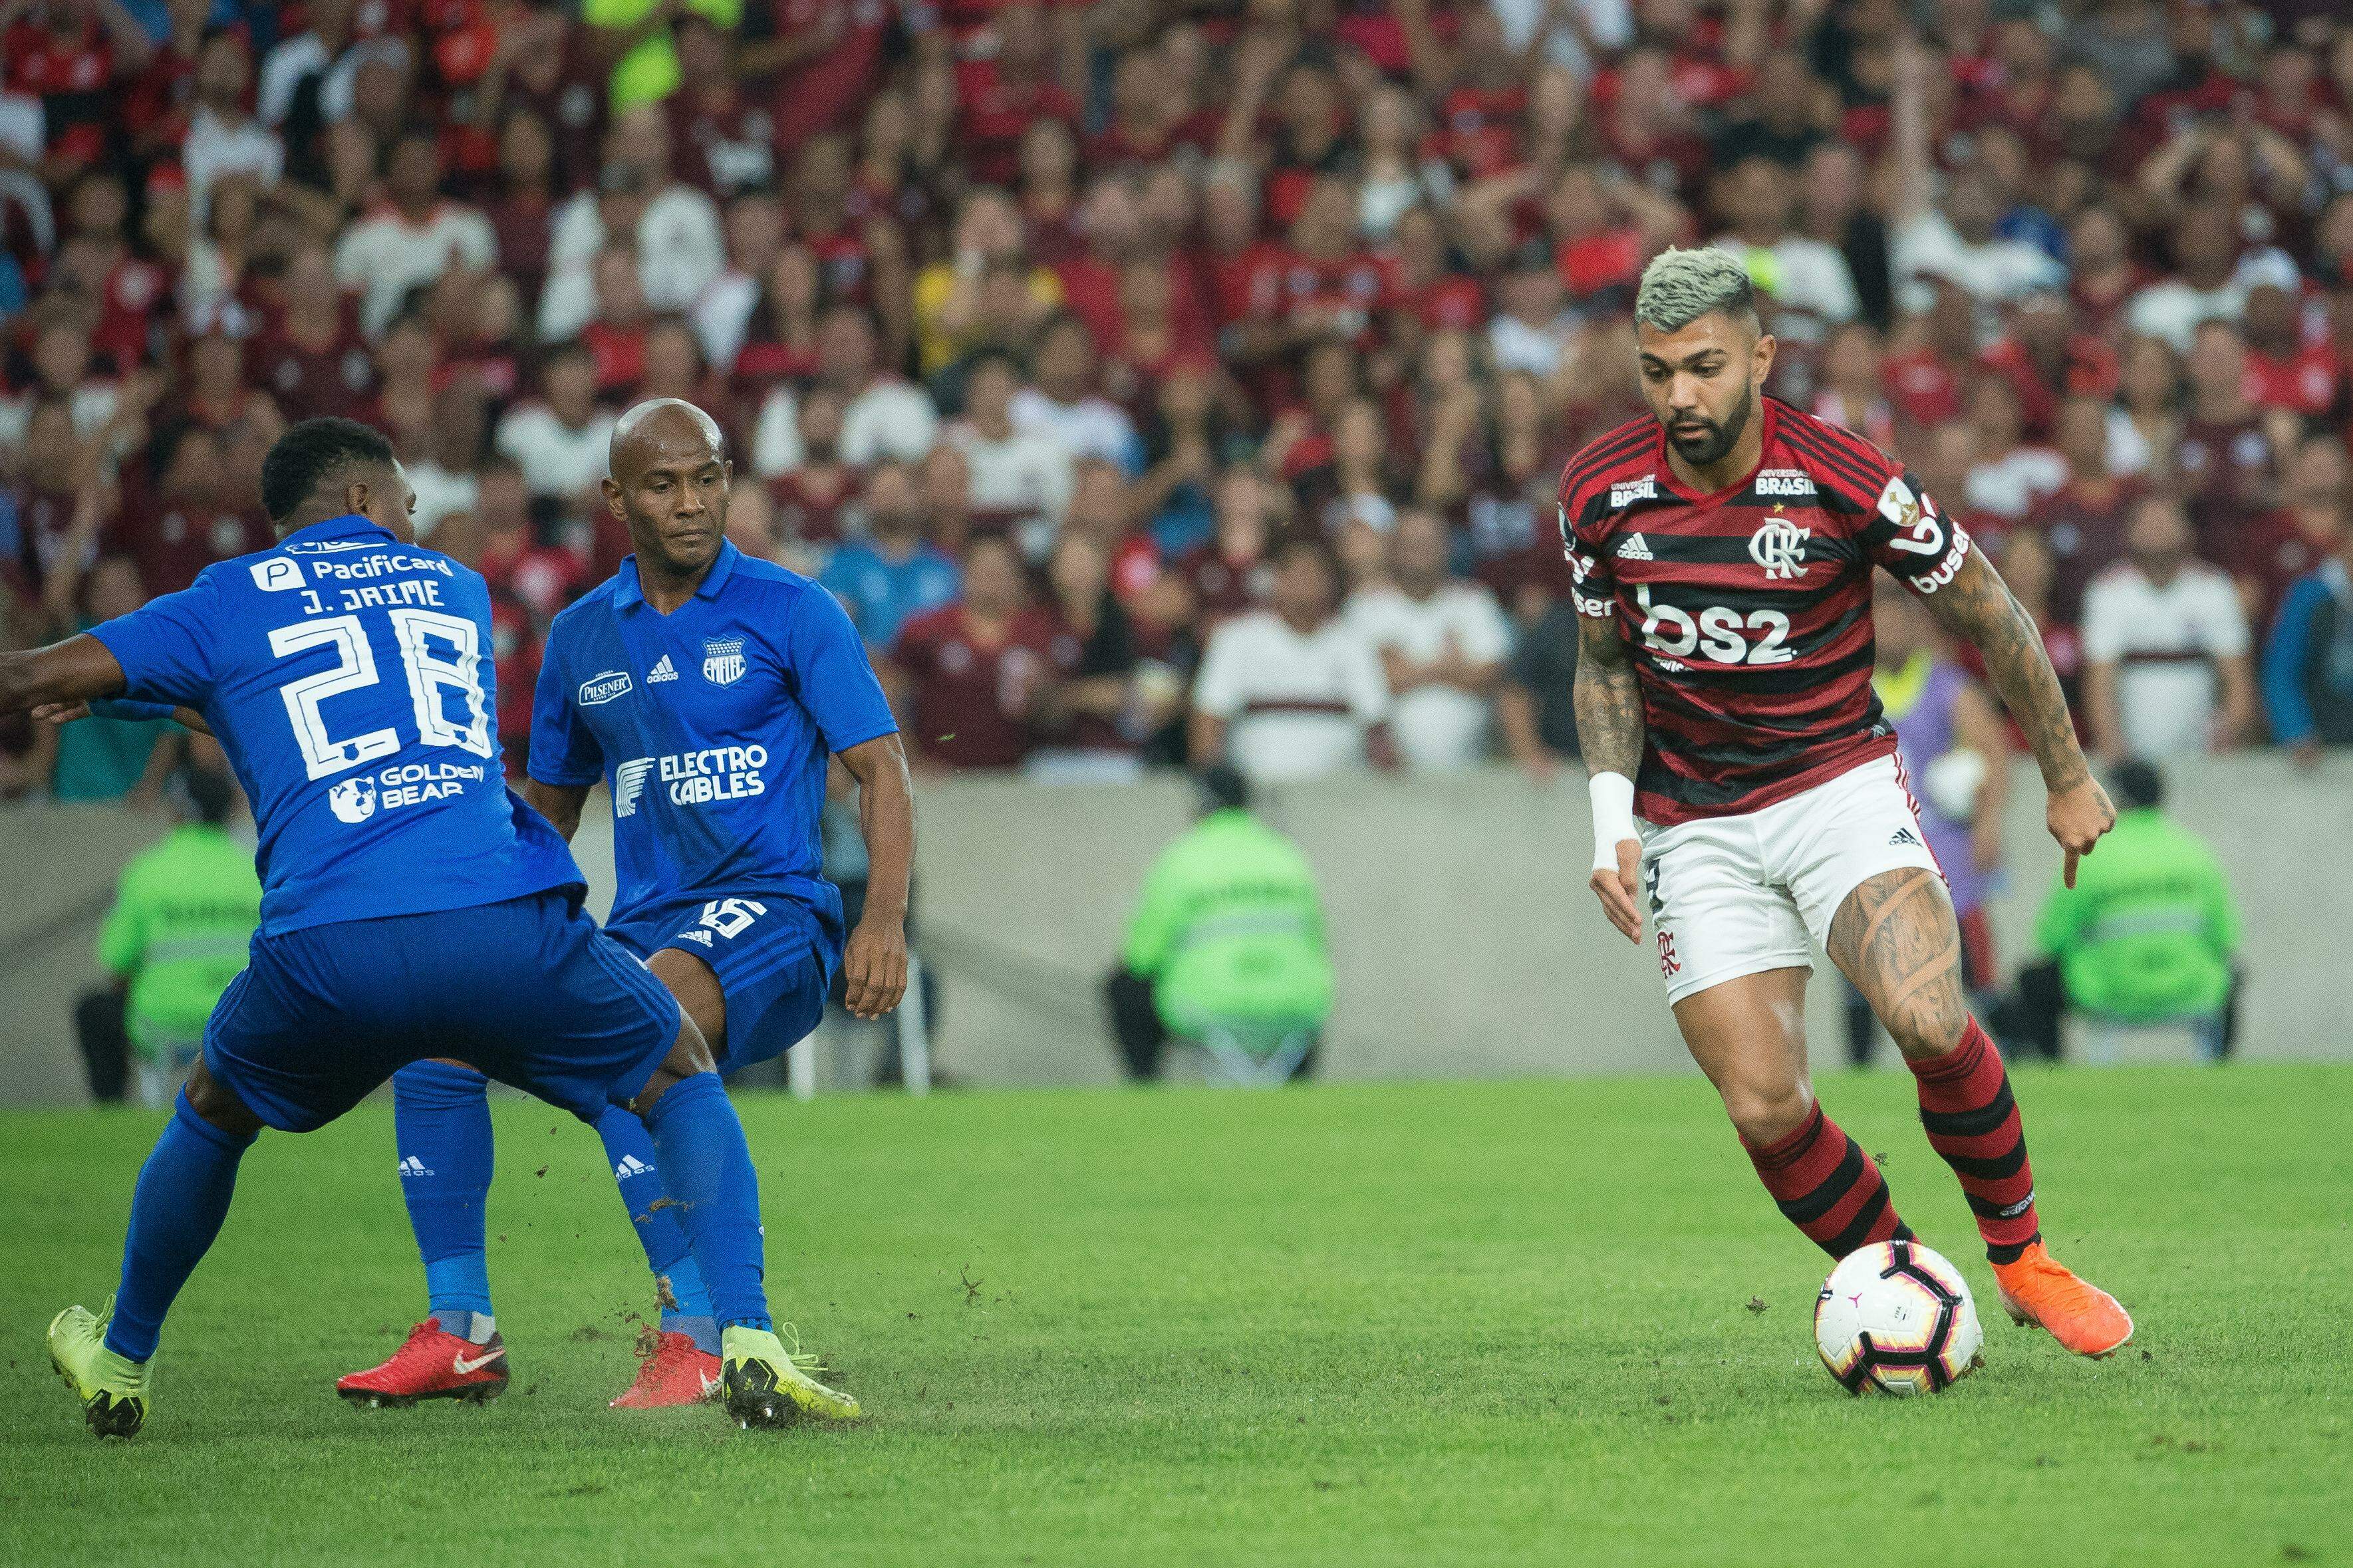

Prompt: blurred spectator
xmin=2234 ymin=434 xmax=2346 ymax=638
xmin=1887 ymin=36 xmax=2064 ymax=315
xmin=820 ymin=460 xmax=960 ymax=650
xmin=81 ymin=757 xmax=259 ymax=1107
xmin=1960 ymin=373 xmax=2065 ymax=521
xmin=2175 ymin=321 xmax=2280 ymax=545
xmin=1712 ymin=156 xmax=1859 ymax=341
xmin=1024 ymin=528 xmax=1176 ymax=781
xmin=885 ymin=532 xmax=1041 ymax=772
xmin=2082 ymin=493 xmax=2255 ymax=762
xmin=947 ymin=348 xmax=1072 ymax=545
xmin=1104 ymin=763 xmax=1331 ymax=1083
xmin=753 ymin=305 xmax=938 ymax=473
xmin=1010 ymin=313 xmax=1141 ymax=473
xmin=333 ymin=130 xmax=496 ymax=337
xmin=2003 ymin=759 xmax=2241 ymax=1063
xmin=2263 ymin=518 xmax=2353 ymax=765
xmin=2028 ymin=394 xmax=2142 ymax=627
xmin=46 ymin=551 xmax=182 ymax=802
xmin=1190 ymin=532 xmax=1394 ymax=784
xmin=1498 ymin=588 xmax=1581 ymax=783
xmin=912 ymin=186 xmax=1061 ymax=379
xmin=494 ymin=344 xmax=614 ymax=509
xmin=1343 ymin=509 xmax=1509 ymax=773
xmin=540 ymin=106 xmax=724 ymax=342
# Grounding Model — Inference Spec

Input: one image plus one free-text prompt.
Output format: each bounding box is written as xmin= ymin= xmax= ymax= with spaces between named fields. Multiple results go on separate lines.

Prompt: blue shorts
xmin=204 ymin=890 xmax=681 ymax=1133
xmin=607 ymin=893 xmax=836 ymax=1074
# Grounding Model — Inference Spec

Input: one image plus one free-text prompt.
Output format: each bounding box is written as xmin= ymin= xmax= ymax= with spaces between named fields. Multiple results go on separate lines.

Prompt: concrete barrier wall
xmin=5 ymin=753 xmax=2348 ymax=1103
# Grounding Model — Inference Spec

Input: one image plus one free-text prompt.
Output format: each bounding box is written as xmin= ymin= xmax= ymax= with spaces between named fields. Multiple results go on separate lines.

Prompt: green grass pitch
xmin=3 ymin=1063 xmax=2346 ymax=1567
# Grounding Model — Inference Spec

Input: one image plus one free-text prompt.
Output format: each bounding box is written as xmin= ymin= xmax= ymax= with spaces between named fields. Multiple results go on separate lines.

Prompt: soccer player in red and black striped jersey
xmin=1565 ymin=248 xmax=2134 ymax=1358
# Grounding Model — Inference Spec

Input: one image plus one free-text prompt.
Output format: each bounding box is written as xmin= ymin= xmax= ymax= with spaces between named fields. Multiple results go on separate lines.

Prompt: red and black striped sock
xmin=1908 ymin=1017 xmax=2041 ymax=1263
xmin=1741 ymin=1102 xmax=1912 ymax=1258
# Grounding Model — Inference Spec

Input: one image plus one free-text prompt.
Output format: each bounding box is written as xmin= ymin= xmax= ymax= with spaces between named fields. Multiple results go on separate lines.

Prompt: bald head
xmin=611 ymin=398 xmax=725 ymax=482
xmin=603 ymin=398 xmax=732 ymax=587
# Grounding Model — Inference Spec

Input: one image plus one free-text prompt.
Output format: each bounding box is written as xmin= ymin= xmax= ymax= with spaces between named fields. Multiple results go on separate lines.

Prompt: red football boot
xmin=609 ymin=1331 xmax=722 ymax=1409
xmin=337 ymin=1319 xmax=510 ymax=1407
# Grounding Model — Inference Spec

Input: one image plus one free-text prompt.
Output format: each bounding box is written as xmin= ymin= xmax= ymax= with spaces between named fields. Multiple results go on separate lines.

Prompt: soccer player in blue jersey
xmin=0 ymin=418 xmax=823 ymax=1436
xmin=335 ymin=399 xmax=915 ymax=1412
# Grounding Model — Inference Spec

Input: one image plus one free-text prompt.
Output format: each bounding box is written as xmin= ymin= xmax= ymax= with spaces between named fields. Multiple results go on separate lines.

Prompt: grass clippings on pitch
xmin=1 ymin=1063 xmax=2346 ymax=1567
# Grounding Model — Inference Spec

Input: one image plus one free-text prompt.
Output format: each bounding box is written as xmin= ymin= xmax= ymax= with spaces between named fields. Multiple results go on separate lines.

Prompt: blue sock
xmin=592 ymin=1103 xmax=718 ymax=1353
xmin=633 ymin=1073 xmax=770 ymax=1333
xmin=106 ymin=1090 xmax=255 ymax=1362
xmin=392 ymin=1061 xmax=495 ymax=1325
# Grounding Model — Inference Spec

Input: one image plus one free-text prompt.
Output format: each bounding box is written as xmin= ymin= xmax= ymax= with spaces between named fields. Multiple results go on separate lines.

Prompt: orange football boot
xmin=1991 ymin=1241 xmax=2134 ymax=1357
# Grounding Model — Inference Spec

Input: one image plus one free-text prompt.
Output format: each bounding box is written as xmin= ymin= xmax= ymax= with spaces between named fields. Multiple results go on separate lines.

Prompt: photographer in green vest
xmin=2002 ymin=759 xmax=2242 ymax=1062
xmin=80 ymin=764 xmax=262 ymax=1106
xmin=1104 ymin=766 xmax=1333 ymax=1082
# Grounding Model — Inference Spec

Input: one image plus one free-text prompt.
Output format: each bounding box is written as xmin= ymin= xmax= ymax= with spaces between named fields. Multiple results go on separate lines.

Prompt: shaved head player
xmin=1564 ymin=249 xmax=2132 ymax=1356
xmin=339 ymin=399 xmax=914 ymax=1417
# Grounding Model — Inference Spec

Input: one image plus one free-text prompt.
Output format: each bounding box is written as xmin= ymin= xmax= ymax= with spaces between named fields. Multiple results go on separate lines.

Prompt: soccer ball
xmin=1814 ymin=1239 xmax=1984 ymax=1396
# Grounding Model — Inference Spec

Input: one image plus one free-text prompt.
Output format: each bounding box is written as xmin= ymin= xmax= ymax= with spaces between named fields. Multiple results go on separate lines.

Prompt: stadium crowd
xmin=5 ymin=0 xmax=2353 ymax=801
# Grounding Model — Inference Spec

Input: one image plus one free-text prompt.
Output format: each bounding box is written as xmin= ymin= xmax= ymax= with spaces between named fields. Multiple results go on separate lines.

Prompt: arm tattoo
xmin=1915 ymin=551 xmax=2090 ymax=791
xmin=1573 ymin=614 xmax=1646 ymax=779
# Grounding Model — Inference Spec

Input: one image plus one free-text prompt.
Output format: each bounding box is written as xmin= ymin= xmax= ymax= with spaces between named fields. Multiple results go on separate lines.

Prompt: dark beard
xmin=1665 ymin=384 xmax=1753 ymax=468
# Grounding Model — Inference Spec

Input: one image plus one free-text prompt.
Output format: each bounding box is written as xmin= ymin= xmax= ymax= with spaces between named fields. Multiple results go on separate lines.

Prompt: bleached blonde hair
xmin=1633 ymin=247 xmax=1760 ymax=335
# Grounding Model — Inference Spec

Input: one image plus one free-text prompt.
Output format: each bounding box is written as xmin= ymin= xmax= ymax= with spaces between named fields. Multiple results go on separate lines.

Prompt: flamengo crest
xmin=1748 ymin=516 xmax=1810 ymax=580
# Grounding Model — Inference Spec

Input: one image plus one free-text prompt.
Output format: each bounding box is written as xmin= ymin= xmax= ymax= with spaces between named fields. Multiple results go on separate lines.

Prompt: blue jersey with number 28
xmin=91 ymin=513 xmax=582 ymax=936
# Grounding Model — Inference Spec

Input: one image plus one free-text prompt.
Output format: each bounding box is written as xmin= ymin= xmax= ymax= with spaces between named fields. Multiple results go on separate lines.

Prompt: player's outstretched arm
xmin=1913 ymin=551 xmax=2114 ymax=887
xmin=0 ymin=634 xmax=130 ymax=718
xmin=1573 ymin=614 xmax=1646 ymax=944
xmin=837 ymin=732 xmax=915 ymax=1021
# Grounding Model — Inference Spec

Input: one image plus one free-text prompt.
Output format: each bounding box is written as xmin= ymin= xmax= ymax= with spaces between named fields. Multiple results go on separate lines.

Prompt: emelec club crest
xmin=1748 ymin=516 xmax=1810 ymax=581
xmin=702 ymin=637 xmax=747 ymax=686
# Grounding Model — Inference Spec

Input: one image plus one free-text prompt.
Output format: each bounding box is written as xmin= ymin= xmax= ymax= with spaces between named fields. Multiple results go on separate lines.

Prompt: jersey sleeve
xmin=87 ymin=574 xmax=224 ymax=708
xmin=1825 ymin=441 xmax=1975 ymax=595
xmin=525 ymin=627 xmax=605 ymax=787
xmin=1558 ymin=493 xmax=1617 ymax=620
xmin=786 ymin=581 xmax=900 ymax=753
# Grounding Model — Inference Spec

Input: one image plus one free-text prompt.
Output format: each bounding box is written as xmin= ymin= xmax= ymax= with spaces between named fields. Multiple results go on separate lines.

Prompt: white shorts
xmin=1638 ymin=755 xmax=1943 ymax=1005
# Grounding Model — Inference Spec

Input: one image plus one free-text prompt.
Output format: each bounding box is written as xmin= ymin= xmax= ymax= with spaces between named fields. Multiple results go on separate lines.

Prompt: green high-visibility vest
xmin=98 ymin=825 xmax=263 ymax=1057
xmin=2034 ymin=809 xmax=2239 ymax=1021
xmin=1123 ymin=810 xmax=1333 ymax=1035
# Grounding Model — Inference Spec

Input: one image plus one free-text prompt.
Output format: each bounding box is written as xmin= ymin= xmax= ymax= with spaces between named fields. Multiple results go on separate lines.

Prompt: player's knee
xmin=183 ymin=1060 xmax=265 ymax=1138
xmin=1883 ymin=1001 xmax=1967 ymax=1062
xmin=1721 ymin=1080 xmax=1812 ymax=1146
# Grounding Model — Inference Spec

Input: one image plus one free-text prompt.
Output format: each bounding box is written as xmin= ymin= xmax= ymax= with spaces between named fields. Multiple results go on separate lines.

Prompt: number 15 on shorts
xmin=698 ymin=898 xmax=769 ymax=940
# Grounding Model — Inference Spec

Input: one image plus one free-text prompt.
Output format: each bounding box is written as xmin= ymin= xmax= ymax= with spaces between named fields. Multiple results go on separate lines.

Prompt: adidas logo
xmin=679 ymin=928 xmax=714 ymax=946
xmin=1616 ymin=533 xmax=1654 ymax=561
xmin=397 ymin=1154 xmax=434 ymax=1178
xmin=1889 ymin=827 xmax=1921 ymax=847
xmin=614 ymin=1154 xmax=654 ymax=1180
xmin=648 ymin=654 xmax=678 ymax=683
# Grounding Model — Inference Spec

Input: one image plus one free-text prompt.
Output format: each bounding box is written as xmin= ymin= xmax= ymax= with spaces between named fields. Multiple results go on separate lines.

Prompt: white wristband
xmin=1589 ymin=771 xmax=1639 ymax=874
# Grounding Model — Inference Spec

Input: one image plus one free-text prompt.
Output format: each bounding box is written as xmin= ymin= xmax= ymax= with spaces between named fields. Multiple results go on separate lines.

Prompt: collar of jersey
xmin=613 ymin=539 xmax=740 ymax=613
xmin=280 ymin=513 xmax=393 ymax=548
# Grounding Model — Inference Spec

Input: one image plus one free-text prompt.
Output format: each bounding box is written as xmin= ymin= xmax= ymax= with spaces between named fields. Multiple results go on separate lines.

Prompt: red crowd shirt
xmin=954 ymin=61 xmax=1079 ymax=187
xmin=1558 ymin=399 xmax=1977 ymax=825
xmin=891 ymin=604 xmax=1049 ymax=769
xmin=767 ymin=0 xmax=889 ymax=149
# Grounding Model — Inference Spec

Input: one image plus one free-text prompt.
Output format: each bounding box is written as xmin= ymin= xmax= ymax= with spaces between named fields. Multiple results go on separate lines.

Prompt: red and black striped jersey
xmin=1558 ymin=397 xmax=1976 ymax=825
